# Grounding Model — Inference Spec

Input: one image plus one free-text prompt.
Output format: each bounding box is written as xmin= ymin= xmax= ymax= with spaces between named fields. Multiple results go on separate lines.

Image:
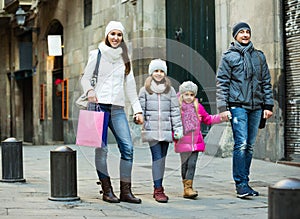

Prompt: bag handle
xmin=90 ymin=49 xmax=102 ymax=87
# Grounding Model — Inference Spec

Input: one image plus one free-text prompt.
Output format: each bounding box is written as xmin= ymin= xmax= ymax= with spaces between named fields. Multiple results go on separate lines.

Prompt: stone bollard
xmin=48 ymin=146 xmax=80 ymax=201
xmin=0 ymin=137 xmax=26 ymax=183
xmin=268 ymin=178 xmax=300 ymax=219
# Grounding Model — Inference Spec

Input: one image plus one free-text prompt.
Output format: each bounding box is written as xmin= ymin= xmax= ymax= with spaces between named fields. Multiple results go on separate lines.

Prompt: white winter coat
xmin=81 ymin=42 xmax=142 ymax=114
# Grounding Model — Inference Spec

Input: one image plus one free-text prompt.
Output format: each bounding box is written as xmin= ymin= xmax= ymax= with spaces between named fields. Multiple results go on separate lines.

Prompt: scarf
xmin=181 ymin=101 xmax=199 ymax=134
xmin=98 ymin=42 xmax=123 ymax=63
xmin=232 ymin=41 xmax=257 ymax=79
xmin=150 ymin=80 xmax=166 ymax=94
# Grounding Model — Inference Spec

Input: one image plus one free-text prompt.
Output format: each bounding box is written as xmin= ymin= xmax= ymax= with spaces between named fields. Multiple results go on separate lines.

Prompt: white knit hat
xmin=148 ymin=59 xmax=167 ymax=75
xmin=179 ymin=81 xmax=198 ymax=95
xmin=105 ymin=21 xmax=125 ymax=37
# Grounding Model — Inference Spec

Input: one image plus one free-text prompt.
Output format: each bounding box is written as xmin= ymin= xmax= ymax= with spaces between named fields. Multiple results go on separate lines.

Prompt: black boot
xmin=98 ymin=177 xmax=120 ymax=203
xmin=119 ymin=181 xmax=142 ymax=204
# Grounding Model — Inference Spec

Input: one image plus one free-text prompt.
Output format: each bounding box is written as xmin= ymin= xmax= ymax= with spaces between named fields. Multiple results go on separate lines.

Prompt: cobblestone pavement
xmin=0 ymin=144 xmax=299 ymax=219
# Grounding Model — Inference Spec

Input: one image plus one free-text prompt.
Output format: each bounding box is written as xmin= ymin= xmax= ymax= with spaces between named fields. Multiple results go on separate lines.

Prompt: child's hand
xmin=134 ymin=113 xmax=144 ymax=125
xmin=174 ymin=130 xmax=183 ymax=139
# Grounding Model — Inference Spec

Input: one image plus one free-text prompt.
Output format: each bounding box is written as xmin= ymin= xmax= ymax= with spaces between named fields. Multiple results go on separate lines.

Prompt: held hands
xmin=174 ymin=130 xmax=183 ymax=140
xmin=134 ymin=113 xmax=144 ymax=125
xmin=220 ymin=111 xmax=232 ymax=122
xmin=219 ymin=110 xmax=272 ymax=122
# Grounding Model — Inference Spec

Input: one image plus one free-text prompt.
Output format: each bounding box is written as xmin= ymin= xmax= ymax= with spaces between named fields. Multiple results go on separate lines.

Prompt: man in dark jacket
xmin=216 ymin=22 xmax=274 ymax=198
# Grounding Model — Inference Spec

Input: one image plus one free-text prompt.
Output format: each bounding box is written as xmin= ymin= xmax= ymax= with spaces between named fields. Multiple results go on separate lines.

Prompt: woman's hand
xmin=87 ymin=90 xmax=98 ymax=103
xmin=134 ymin=113 xmax=144 ymax=125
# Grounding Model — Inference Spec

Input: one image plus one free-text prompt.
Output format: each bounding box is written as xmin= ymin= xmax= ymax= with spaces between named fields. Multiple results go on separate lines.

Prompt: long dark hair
xmin=105 ymin=37 xmax=131 ymax=75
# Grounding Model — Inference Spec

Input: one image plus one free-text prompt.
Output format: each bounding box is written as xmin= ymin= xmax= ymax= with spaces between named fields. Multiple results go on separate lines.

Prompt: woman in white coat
xmin=81 ymin=21 xmax=143 ymax=204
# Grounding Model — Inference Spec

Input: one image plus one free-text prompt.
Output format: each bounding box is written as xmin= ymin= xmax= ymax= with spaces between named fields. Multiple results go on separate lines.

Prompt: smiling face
xmin=182 ymin=91 xmax=195 ymax=104
xmin=235 ymin=29 xmax=251 ymax=44
xmin=152 ymin=69 xmax=166 ymax=82
xmin=107 ymin=29 xmax=123 ymax=48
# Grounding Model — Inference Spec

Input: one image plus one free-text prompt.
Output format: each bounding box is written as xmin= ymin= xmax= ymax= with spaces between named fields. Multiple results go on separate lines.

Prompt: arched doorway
xmin=46 ymin=20 xmax=64 ymax=142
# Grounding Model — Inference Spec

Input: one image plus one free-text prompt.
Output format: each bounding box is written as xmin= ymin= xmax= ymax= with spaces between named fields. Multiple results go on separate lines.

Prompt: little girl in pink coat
xmin=174 ymin=81 xmax=223 ymax=199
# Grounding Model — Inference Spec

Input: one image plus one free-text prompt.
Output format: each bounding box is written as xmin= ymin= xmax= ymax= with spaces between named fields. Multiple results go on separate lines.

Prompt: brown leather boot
xmin=119 ymin=181 xmax=142 ymax=204
xmin=153 ymin=187 xmax=169 ymax=203
xmin=183 ymin=179 xmax=198 ymax=199
xmin=98 ymin=177 xmax=120 ymax=203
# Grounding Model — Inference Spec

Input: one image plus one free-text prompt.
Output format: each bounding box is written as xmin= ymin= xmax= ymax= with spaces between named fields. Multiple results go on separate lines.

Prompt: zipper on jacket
xmin=192 ymin=131 xmax=195 ymax=151
xmin=158 ymin=94 xmax=161 ymax=140
xmin=251 ymin=80 xmax=254 ymax=109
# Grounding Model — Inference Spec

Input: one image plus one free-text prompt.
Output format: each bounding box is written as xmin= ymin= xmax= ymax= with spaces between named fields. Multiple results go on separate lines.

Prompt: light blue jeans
xmin=89 ymin=103 xmax=134 ymax=182
xmin=229 ymin=107 xmax=262 ymax=187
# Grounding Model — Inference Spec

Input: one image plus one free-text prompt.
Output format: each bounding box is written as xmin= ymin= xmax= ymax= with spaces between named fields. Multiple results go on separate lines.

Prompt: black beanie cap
xmin=232 ymin=22 xmax=251 ymax=39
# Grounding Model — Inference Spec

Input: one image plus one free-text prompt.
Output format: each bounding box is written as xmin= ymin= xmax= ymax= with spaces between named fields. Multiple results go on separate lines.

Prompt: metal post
xmin=0 ymin=137 xmax=25 ymax=182
xmin=49 ymin=146 xmax=80 ymax=201
xmin=268 ymin=178 xmax=300 ymax=219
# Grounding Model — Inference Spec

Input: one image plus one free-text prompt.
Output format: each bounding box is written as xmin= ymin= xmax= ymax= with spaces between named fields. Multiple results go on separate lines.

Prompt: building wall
xmin=32 ymin=0 xmax=166 ymax=144
xmin=0 ymin=0 xmax=287 ymax=161
xmin=0 ymin=26 xmax=11 ymax=140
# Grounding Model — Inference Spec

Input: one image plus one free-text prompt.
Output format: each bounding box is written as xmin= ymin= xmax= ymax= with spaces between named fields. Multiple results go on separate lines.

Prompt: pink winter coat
xmin=174 ymin=103 xmax=221 ymax=153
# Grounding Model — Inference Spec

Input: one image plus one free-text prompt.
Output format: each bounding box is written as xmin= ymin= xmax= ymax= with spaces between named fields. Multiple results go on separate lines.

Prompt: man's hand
xmin=263 ymin=110 xmax=273 ymax=119
xmin=220 ymin=111 xmax=231 ymax=122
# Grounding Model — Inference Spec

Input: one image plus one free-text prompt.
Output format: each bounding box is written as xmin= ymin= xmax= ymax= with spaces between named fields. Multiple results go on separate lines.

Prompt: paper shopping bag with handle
xmin=101 ymin=111 xmax=109 ymax=146
xmin=76 ymin=110 xmax=105 ymax=147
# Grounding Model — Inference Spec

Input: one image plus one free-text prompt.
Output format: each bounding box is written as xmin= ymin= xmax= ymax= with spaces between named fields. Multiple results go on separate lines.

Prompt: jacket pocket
xmin=229 ymin=83 xmax=242 ymax=102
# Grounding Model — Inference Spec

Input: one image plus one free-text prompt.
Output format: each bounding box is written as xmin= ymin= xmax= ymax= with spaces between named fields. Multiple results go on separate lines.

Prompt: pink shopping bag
xmin=76 ymin=110 xmax=105 ymax=147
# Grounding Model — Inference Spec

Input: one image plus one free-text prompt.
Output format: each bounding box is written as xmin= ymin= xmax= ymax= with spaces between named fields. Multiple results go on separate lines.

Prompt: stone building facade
xmin=0 ymin=0 xmax=298 ymax=162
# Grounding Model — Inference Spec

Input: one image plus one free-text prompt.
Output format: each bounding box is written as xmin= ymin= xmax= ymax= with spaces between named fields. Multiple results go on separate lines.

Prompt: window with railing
xmin=5 ymin=0 xmax=32 ymax=7
xmin=5 ymin=0 xmax=15 ymax=6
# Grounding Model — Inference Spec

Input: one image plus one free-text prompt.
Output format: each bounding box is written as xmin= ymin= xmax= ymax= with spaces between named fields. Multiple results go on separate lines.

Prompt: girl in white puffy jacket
xmin=138 ymin=59 xmax=183 ymax=203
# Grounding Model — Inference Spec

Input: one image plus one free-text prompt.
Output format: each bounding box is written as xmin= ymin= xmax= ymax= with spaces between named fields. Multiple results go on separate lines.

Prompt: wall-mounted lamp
xmin=15 ymin=6 xmax=27 ymax=26
xmin=15 ymin=6 xmax=39 ymax=33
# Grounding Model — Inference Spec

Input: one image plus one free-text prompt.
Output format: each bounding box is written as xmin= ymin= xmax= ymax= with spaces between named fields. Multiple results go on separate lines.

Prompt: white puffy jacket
xmin=81 ymin=42 xmax=142 ymax=114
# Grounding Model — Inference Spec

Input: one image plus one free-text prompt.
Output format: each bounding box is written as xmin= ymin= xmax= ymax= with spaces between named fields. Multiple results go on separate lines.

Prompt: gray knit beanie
xmin=232 ymin=22 xmax=251 ymax=39
xmin=179 ymin=81 xmax=198 ymax=95
xmin=148 ymin=59 xmax=167 ymax=75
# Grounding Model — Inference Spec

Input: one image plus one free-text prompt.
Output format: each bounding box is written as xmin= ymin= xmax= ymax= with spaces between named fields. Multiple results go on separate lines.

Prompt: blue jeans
xmin=229 ymin=107 xmax=262 ymax=186
xmin=149 ymin=141 xmax=169 ymax=188
xmin=90 ymin=103 xmax=134 ymax=182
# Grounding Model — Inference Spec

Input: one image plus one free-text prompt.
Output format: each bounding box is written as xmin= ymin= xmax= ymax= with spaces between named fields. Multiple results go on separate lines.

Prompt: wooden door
xmin=166 ymin=0 xmax=216 ymax=135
